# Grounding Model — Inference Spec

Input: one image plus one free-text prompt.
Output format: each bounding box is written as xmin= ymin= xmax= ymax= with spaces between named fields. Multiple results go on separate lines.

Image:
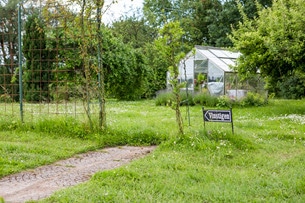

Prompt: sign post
xmin=202 ymin=107 xmax=234 ymax=134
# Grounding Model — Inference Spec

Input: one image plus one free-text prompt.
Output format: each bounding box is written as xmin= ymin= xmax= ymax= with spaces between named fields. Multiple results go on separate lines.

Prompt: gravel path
xmin=0 ymin=146 xmax=156 ymax=203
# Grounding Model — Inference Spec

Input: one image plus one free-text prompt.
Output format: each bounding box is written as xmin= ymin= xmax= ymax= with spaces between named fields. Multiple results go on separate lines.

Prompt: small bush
xmin=278 ymin=74 xmax=305 ymax=99
xmin=156 ymin=91 xmax=267 ymax=108
xmin=155 ymin=92 xmax=174 ymax=106
xmin=155 ymin=91 xmax=194 ymax=106
xmin=193 ymin=92 xmax=218 ymax=107
xmin=216 ymin=95 xmax=233 ymax=108
xmin=239 ymin=92 xmax=267 ymax=107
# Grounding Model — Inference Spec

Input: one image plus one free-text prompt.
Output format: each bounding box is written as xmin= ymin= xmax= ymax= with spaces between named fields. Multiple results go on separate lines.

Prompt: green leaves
xmin=23 ymin=14 xmax=53 ymax=102
xmin=101 ymin=29 xmax=149 ymax=100
xmin=231 ymin=0 xmax=305 ymax=96
xmin=154 ymin=21 xmax=186 ymax=134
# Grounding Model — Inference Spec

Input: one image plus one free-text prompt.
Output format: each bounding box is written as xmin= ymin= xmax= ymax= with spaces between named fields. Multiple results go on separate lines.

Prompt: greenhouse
xmin=176 ymin=45 xmax=264 ymax=100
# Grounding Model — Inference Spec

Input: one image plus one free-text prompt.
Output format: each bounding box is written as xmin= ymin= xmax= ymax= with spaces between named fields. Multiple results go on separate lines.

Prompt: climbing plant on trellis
xmin=0 ymin=0 xmax=105 ymax=127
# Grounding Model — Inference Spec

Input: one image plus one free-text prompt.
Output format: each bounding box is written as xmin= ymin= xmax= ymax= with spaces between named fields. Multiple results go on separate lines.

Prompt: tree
xmin=41 ymin=0 xmax=150 ymax=102
xmin=110 ymin=16 xmax=157 ymax=49
xmin=154 ymin=21 xmax=186 ymax=135
xmin=102 ymin=28 xmax=150 ymax=100
xmin=207 ymin=0 xmax=241 ymax=47
xmin=230 ymin=0 xmax=305 ymax=96
xmin=142 ymin=42 xmax=170 ymax=97
xmin=22 ymin=14 xmax=54 ymax=102
xmin=41 ymin=0 xmax=107 ymax=128
xmin=0 ymin=0 xmax=20 ymax=100
xmin=143 ymin=0 xmax=177 ymax=27
xmin=207 ymin=0 xmax=273 ymax=47
xmin=240 ymin=0 xmax=273 ymax=18
xmin=143 ymin=0 xmax=271 ymax=48
xmin=191 ymin=0 xmax=222 ymax=46
xmin=95 ymin=0 xmax=106 ymax=129
xmin=144 ymin=0 xmax=207 ymax=47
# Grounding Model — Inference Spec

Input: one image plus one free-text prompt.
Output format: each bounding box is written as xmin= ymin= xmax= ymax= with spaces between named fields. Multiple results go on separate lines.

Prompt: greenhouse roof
xmin=195 ymin=45 xmax=241 ymax=72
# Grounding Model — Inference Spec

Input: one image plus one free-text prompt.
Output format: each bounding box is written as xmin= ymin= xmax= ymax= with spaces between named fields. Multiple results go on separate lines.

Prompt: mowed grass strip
xmin=41 ymin=141 xmax=305 ymax=202
xmin=1 ymin=99 xmax=305 ymax=202
xmin=0 ymin=132 xmax=99 ymax=177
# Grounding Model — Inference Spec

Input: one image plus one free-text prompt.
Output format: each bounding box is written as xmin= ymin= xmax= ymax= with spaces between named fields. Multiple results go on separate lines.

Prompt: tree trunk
xmin=175 ymin=93 xmax=184 ymax=135
xmin=96 ymin=0 xmax=106 ymax=129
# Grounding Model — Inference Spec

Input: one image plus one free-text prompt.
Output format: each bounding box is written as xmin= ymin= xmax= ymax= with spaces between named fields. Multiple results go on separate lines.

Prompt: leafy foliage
xmin=239 ymin=92 xmax=267 ymax=107
xmin=191 ymin=0 xmax=222 ymax=46
xmin=207 ymin=0 xmax=273 ymax=47
xmin=278 ymin=73 xmax=305 ymax=99
xmin=206 ymin=0 xmax=240 ymax=47
xmin=155 ymin=91 xmax=174 ymax=106
xmin=41 ymin=1 xmax=150 ymax=101
xmin=231 ymin=0 xmax=305 ymax=96
xmin=111 ymin=16 xmax=157 ymax=49
xmin=157 ymin=91 xmax=267 ymax=108
xmin=142 ymin=43 xmax=170 ymax=97
xmin=193 ymin=92 xmax=218 ymax=107
xmin=110 ymin=17 xmax=168 ymax=98
xmin=154 ymin=21 xmax=186 ymax=134
xmin=102 ymin=28 xmax=150 ymax=100
xmin=155 ymin=91 xmax=194 ymax=106
xmin=0 ymin=0 xmax=20 ymax=101
xmin=22 ymin=14 xmax=54 ymax=102
xmin=143 ymin=0 xmax=272 ymax=47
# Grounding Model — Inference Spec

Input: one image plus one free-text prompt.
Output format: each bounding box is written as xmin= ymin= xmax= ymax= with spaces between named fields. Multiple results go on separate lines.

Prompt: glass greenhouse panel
xmin=177 ymin=45 xmax=266 ymax=99
xmin=194 ymin=59 xmax=208 ymax=73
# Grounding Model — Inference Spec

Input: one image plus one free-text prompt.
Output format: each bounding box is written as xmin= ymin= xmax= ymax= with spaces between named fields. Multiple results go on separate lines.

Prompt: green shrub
xmin=155 ymin=91 xmax=194 ymax=106
xmin=155 ymin=91 xmax=174 ymax=106
xmin=239 ymin=92 xmax=267 ymax=107
xmin=156 ymin=91 xmax=267 ymax=108
xmin=216 ymin=95 xmax=233 ymax=108
xmin=193 ymin=92 xmax=218 ymax=107
xmin=278 ymin=74 xmax=305 ymax=99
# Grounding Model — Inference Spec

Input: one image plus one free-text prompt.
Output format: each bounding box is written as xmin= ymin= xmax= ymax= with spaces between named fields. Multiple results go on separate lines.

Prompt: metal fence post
xmin=18 ymin=3 xmax=24 ymax=122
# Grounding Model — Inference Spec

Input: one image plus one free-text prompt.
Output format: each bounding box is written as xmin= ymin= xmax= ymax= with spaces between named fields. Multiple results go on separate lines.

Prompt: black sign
xmin=202 ymin=107 xmax=234 ymax=134
xmin=203 ymin=110 xmax=232 ymax=122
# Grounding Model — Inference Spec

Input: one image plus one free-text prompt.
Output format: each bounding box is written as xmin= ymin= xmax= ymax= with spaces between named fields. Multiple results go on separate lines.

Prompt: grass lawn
xmin=1 ymin=99 xmax=305 ymax=202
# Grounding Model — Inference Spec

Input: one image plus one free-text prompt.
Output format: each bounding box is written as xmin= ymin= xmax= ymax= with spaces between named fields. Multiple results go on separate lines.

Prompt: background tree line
xmin=0 ymin=0 xmax=20 ymax=101
xmin=2 ymin=0 xmax=305 ymax=101
xmin=111 ymin=0 xmax=274 ymax=97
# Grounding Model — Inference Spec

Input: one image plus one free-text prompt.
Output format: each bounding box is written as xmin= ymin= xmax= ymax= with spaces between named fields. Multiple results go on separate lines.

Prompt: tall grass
xmin=1 ymin=99 xmax=305 ymax=202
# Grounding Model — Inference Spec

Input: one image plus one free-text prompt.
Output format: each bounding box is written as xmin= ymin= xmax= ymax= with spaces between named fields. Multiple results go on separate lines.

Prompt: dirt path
xmin=0 ymin=146 xmax=156 ymax=203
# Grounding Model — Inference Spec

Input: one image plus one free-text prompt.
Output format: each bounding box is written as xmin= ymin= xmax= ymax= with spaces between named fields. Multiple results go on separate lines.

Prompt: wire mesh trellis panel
xmin=0 ymin=3 xmax=20 ymax=117
xmin=0 ymin=0 xmax=102 ymax=123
